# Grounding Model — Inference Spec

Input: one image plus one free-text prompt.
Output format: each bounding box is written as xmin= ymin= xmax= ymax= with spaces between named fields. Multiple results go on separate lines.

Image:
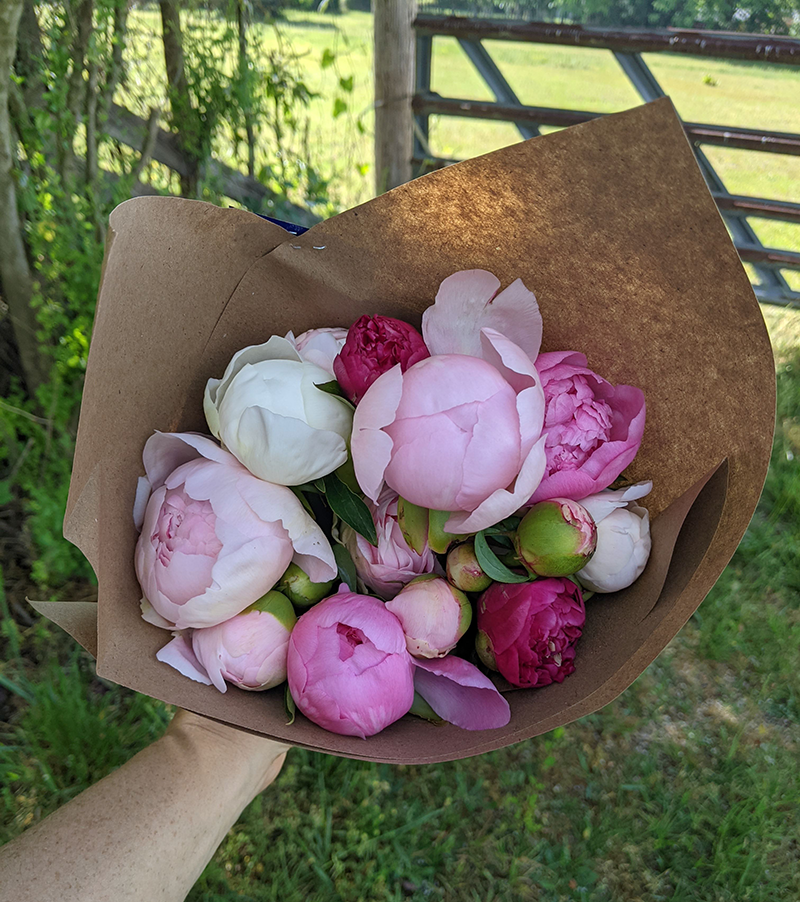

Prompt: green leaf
xmin=290 ymin=486 xmax=315 ymax=515
xmin=284 ymin=683 xmax=296 ymax=726
xmin=321 ymin=51 xmax=336 ymax=71
xmin=332 ymin=97 xmax=348 ymax=119
xmin=323 ymin=473 xmax=377 ymax=546
xmin=339 ymin=75 xmax=354 ymax=93
xmin=315 ymin=379 xmax=346 ymax=398
xmin=333 ymin=543 xmax=358 ymax=592
xmin=474 ymin=531 xmax=529 ymax=584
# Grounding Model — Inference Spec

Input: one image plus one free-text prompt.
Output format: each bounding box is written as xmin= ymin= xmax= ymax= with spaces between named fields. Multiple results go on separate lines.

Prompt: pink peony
xmin=340 ymin=488 xmax=437 ymax=599
xmin=530 ymin=351 xmax=646 ymax=503
xmin=333 ymin=315 xmax=429 ymax=404
xmin=155 ymin=590 xmax=296 ymax=692
xmin=385 ymin=575 xmax=472 ymax=658
xmin=134 ymin=432 xmax=336 ymax=630
xmin=286 ymin=588 xmax=415 ymax=738
xmin=477 ymin=579 xmax=585 ymax=688
xmin=287 ymin=326 xmax=348 ymax=376
xmin=351 ymin=329 xmax=547 ymax=534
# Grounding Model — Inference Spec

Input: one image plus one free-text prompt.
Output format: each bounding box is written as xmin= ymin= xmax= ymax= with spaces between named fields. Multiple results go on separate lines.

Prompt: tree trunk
xmin=60 ymin=0 xmax=94 ymax=183
xmin=237 ymin=0 xmax=256 ymax=179
xmin=160 ymin=0 xmax=199 ymax=197
xmin=0 ymin=0 xmax=48 ymax=396
xmin=374 ymin=0 xmax=415 ymax=193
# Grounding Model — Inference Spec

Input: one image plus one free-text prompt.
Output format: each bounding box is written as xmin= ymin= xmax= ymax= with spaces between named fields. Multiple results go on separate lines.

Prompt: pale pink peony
xmin=134 ymin=432 xmax=336 ymax=630
xmin=340 ymin=488 xmax=437 ymax=599
xmin=287 ymin=326 xmax=348 ymax=376
xmin=385 ymin=575 xmax=471 ymax=658
xmin=155 ymin=591 xmax=296 ymax=692
xmin=333 ymin=315 xmax=430 ymax=404
xmin=351 ymin=329 xmax=547 ymax=534
xmin=530 ymin=351 xmax=646 ymax=503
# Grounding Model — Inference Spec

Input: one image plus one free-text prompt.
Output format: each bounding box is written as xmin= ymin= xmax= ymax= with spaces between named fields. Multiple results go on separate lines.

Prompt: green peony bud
xmin=515 ymin=499 xmax=597 ymax=577
xmin=277 ymin=562 xmax=336 ymax=608
xmin=446 ymin=541 xmax=492 ymax=593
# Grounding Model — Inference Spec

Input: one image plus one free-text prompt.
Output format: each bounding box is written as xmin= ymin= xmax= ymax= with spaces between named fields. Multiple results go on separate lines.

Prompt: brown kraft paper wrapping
xmin=35 ymin=98 xmax=775 ymax=764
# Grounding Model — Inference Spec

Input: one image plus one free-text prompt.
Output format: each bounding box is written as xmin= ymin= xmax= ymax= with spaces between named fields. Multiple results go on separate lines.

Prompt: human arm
xmin=0 ymin=709 xmax=288 ymax=902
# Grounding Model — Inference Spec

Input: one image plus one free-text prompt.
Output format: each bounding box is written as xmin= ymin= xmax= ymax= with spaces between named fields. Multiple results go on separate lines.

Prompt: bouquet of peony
xmin=39 ymin=99 xmax=774 ymax=763
xmin=135 ymin=268 xmax=653 ymax=738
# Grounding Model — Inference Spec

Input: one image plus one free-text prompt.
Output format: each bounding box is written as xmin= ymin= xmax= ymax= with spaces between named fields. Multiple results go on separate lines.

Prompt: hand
xmin=166 ymin=708 xmax=290 ymax=794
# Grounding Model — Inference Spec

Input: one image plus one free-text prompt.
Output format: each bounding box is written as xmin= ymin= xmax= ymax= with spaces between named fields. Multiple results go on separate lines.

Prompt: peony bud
xmin=446 ymin=541 xmax=492 ymax=593
xmin=155 ymin=590 xmax=297 ymax=693
xmin=277 ymin=562 xmax=336 ymax=608
xmin=385 ymin=574 xmax=472 ymax=658
xmin=333 ymin=315 xmax=430 ymax=404
xmin=287 ymin=588 xmax=415 ymax=738
xmin=515 ymin=498 xmax=596 ymax=577
xmin=576 ymin=482 xmax=652 ymax=593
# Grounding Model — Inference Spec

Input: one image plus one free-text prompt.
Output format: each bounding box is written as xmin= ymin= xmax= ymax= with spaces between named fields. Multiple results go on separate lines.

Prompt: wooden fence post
xmin=374 ymin=0 xmax=416 ymax=194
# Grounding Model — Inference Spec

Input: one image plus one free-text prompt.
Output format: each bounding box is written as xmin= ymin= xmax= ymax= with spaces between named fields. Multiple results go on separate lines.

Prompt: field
xmin=3 ymin=10 xmax=800 ymax=901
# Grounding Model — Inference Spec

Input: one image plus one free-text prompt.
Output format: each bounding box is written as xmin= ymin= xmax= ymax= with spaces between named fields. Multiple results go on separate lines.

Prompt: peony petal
xmin=240 ymin=476 xmax=337 ymax=583
xmin=446 ymin=435 xmax=547 ymax=533
xmin=580 ymin=481 xmax=652 ymax=525
xmin=228 ymin=405 xmax=348 ymax=486
xmin=155 ymin=632 xmax=215 ymax=688
xmin=413 ymin=656 xmax=510 ymax=730
xmin=208 ymin=335 xmax=302 ymax=416
xmin=142 ymin=431 xmax=234 ymax=490
xmin=422 ymin=270 xmax=500 ymax=357
xmin=133 ymin=476 xmax=152 ymax=532
xmin=140 ymin=597 xmax=174 ymax=630
xmin=351 ymin=364 xmax=404 ymax=502
xmin=423 ymin=271 xmax=542 ymax=360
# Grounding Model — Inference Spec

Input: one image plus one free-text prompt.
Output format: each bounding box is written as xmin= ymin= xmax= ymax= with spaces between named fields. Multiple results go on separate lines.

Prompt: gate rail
xmin=412 ymin=15 xmax=800 ymax=307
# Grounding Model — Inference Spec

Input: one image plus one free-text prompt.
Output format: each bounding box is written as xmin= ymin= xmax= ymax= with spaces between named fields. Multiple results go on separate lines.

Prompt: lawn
xmin=2 ymin=10 xmax=800 ymax=901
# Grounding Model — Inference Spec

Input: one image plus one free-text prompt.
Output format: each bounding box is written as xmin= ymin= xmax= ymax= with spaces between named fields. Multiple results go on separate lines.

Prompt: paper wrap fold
xmin=34 ymin=98 xmax=775 ymax=763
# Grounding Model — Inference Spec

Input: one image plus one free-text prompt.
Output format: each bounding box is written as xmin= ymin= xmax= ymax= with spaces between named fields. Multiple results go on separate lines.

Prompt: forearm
xmin=0 ymin=710 xmax=288 ymax=902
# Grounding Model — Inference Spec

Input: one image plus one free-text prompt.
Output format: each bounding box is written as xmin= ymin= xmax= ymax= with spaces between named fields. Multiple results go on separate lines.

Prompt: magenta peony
xmin=286 ymin=588 xmax=415 ymax=738
xmin=134 ymin=432 xmax=336 ymax=630
xmin=530 ymin=351 xmax=646 ymax=503
xmin=333 ymin=314 xmax=430 ymax=404
xmin=477 ymin=579 xmax=585 ymax=688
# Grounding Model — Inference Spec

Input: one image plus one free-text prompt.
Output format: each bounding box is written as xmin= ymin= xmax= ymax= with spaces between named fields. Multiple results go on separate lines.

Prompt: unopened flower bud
xmin=446 ymin=541 xmax=492 ymax=593
xmin=277 ymin=562 xmax=336 ymax=608
xmin=515 ymin=498 xmax=596 ymax=577
xmin=475 ymin=629 xmax=498 ymax=671
xmin=385 ymin=574 xmax=472 ymax=658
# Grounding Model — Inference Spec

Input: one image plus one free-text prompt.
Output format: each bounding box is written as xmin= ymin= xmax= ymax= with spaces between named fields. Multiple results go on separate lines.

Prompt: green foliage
xmin=1 ymin=655 xmax=170 ymax=842
xmin=693 ymin=350 xmax=800 ymax=720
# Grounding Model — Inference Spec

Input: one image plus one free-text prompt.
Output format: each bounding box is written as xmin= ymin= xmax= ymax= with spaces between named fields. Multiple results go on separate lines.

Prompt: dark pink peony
xmin=333 ymin=315 xmax=429 ymax=404
xmin=530 ymin=351 xmax=645 ymax=503
xmin=477 ymin=579 xmax=585 ymax=688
